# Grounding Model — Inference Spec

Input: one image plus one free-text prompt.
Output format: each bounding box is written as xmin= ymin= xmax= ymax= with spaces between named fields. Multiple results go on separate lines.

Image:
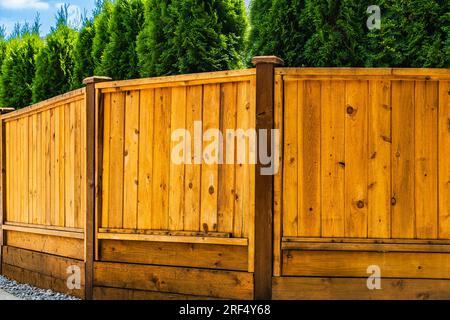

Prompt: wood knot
xmin=338 ymin=161 xmax=345 ymax=168
xmin=356 ymin=200 xmax=365 ymax=209
xmin=391 ymin=197 xmax=397 ymax=206
xmin=208 ymin=186 xmax=215 ymax=195
xmin=346 ymin=106 xmax=355 ymax=115
xmin=188 ymin=182 xmax=193 ymax=189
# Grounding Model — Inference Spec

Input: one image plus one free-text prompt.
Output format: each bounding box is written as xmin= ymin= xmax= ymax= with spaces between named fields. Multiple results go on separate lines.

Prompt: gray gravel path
xmin=0 ymin=275 xmax=79 ymax=300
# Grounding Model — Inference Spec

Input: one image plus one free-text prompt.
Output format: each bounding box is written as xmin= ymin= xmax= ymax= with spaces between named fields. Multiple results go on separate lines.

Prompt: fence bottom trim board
xmin=1 ymin=246 xmax=85 ymax=299
xmin=99 ymin=240 xmax=248 ymax=271
xmin=93 ymin=261 xmax=254 ymax=300
xmin=93 ymin=286 xmax=222 ymax=300
xmin=272 ymin=277 xmax=450 ymax=300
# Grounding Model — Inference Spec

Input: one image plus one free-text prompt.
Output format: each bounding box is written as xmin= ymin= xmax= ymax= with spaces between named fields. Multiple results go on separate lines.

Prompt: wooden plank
xmin=94 ymin=261 xmax=253 ymax=299
xmin=321 ymin=80 xmax=345 ymax=237
xmin=151 ymin=88 xmax=171 ymax=230
xmin=99 ymin=228 xmax=230 ymax=237
xmin=28 ymin=115 xmax=35 ymax=226
xmin=368 ymin=80 xmax=391 ymax=238
xmin=137 ymin=89 xmax=154 ymax=229
xmin=74 ymin=100 xmax=82 ymax=229
xmin=64 ymin=104 xmax=75 ymax=228
xmin=281 ymin=241 xmax=450 ymax=253
xmin=391 ymin=81 xmax=415 ymax=238
xmin=439 ymin=81 xmax=450 ymax=238
xmin=50 ymin=109 xmax=56 ymax=226
xmin=3 ymin=246 xmax=84 ymax=282
xmin=282 ymin=80 xmax=298 ymax=236
xmin=44 ymin=111 xmax=51 ymax=226
xmin=58 ymin=107 xmax=65 ymax=227
xmin=184 ymin=86 xmax=203 ymax=231
xmin=0 ymin=118 xmax=4 ymax=272
xmin=272 ymin=276 xmax=450 ymax=300
xmin=298 ymin=81 xmax=321 ymax=236
xmin=217 ymin=83 xmax=236 ymax=233
xmin=168 ymin=87 xmax=186 ymax=230
xmin=283 ymin=236 xmax=450 ymax=245
xmin=415 ymin=81 xmax=438 ymax=239
xmin=282 ymin=249 xmax=450 ymax=279
xmin=344 ymin=80 xmax=368 ymax=237
xmin=93 ymin=286 xmax=218 ymax=300
xmin=2 ymin=263 xmax=85 ymax=299
xmin=97 ymin=232 xmax=248 ymax=246
xmin=5 ymin=230 xmax=84 ymax=260
xmin=99 ymin=240 xmax=248 ymax=271
xmin=201 ymin=84 xmax=221 ymax=233
xmin=108 ymin=92 xmax=125 ymax=229
xmin=101 ymin=93 xmax=111 ymax=228
xmin=37 ymin=114 xmax=44 ymax=225
xmin=2 ymin=224 xmax=84 ymax=239
xmin=123 ymin=91 xmax=140 ymax=229
xmin=273 ymin=75 xmax=283 ymax=276
xmin=5 ymin=122 xmax=10 ymax=224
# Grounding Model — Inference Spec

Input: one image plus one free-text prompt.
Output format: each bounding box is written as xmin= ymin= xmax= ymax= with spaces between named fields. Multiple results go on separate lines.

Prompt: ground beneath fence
xmin=0 ymin=275 xmax=79 ymax=300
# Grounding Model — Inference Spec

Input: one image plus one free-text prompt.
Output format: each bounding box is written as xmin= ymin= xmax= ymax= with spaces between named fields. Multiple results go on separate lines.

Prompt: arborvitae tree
xmin=137 ymin=0 xmax=175 ymax=77
xmin=0 ymin=26 xmax=6 ymax=74
xmin=101 ymin=0 xmax=144 ymax=80
xmin=92 ymin=0 xmax=112 ymax=75
xmin=248 ymin=0 xmax=273 ymax=61
xmin=302 ymin=0 xmax=370 ymax=67
xmin=1 ymin=32 xmax=43 ymax=108
xmin=168 ymin=0 xmax=248 ymax=74
xmin=32 ymin=5 xmax=78 ymax=102
xmin=366 ymin=0 xmax=449 ymax=67
xmin=72 ymin=16 xmax=95 ymax=88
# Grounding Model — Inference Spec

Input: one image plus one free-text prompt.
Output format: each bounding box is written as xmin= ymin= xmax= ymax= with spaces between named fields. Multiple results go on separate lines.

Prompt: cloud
xmin=0 ymin=0 xmax=50 ymax=10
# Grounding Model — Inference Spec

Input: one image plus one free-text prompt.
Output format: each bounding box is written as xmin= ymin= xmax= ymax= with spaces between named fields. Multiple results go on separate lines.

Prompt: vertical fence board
xmin=169 ymin=87 xmax=186 ymax=231
xmin=201 ymin=84 xmax=220 ymax=233
xmin=392 ymin=81 xmax=415 ymax=238
xmin=58 ymin=107 xmax=66 ymax=226
xmin=368 ymin=80 xmax=391 ymax=238
xmin=218 ymin=83 xmax=237 ymax=233
xmin=298 ymin=81 xmax=321 ymax=237
xmin=101 ymin=93 xmax=111 ymax=228
xmin=415 ymin=81 xmax=438 ymax=239
xmin=151 ymin=88 xmax=171 ymax=230
xmin=109 ymin=93 xmax=125 ymax=229
xmin=184 ymin=86 xmax=203 ymax=231
xmin=137 ymin=89 xmax=154 ymax=230
xmin=439 ymin=81 xmax=450 ymax=239
xmin=321 ymin=81 xmax=345 ymax=237
xmin=123 ymin=91 xmax=140 ymax=229
xmin=344 ymin=81 xmax=368 ymax=238
xmin=282 ymin=80 xmax=298 ymax=237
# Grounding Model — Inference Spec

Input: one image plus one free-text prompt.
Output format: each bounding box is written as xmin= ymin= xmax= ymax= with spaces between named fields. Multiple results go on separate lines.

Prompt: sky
xmin=1 ymin=0 xmax=97 ymax=37
xmin=0 ymin=0 xmax=251 ymax=38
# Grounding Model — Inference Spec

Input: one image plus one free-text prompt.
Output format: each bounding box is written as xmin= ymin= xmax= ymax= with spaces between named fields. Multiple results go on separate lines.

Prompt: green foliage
xmin=249 ymin=0 xmax=449 ymax=67
xmin=137 ymin=0 xmax=175 ymax=77
xmin=0 ymin=33 xmax=43 ymax=108
xmin=72 ymin=18 xmax=95 ymax=89
xmin=0 ymin=26 xmax=6 ymax=74
xmin=138 ymin=0 xmax=248 ymax=77
xmin=32 ymin=6 xmax=77 ymax=102
xmin=101 ymin=0 xmax=144 ymax=80
xmin=92 ymin=0 xmax=112 ymax=75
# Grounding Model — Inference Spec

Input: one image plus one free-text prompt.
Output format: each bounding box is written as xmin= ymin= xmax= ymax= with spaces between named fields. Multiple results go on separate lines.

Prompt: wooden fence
xmin=0 ymin=59 xmax=449 ymax=300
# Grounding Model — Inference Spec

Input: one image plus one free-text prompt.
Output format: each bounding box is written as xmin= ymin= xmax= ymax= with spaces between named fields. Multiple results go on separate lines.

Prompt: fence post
xmin=252 ymin=56 xmax=284 ymax=300
xmin=83 ymin=76 xmax=111 ymax=300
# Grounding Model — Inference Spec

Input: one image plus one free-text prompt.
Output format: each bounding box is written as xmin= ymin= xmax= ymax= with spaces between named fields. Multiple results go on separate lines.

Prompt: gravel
xmin=0 ymin=275 xmax=79 ymax=300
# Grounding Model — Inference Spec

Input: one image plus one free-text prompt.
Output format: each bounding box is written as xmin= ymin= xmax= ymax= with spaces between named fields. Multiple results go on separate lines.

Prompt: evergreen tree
xmin=248 ymin=0 xmax=273 ymax=61
xmin=169 ymin=0 xmax=248 ymax=74
xmin=92 ymin=0 xmax=112 ymax=75
xmin=32 ymin=5 xmax=78 ymax=102
xmin=137 ymin=0 xmax=175 ymax=77
xmin=1 ymin=32 xmax=43 ymax=108
xmin=72 ymin=16 xmax=95 ymax=88
xmin=0 ymin=26 xmax=6 ymax=74
xmin=101 ymin=0 xmax=144 ymax=80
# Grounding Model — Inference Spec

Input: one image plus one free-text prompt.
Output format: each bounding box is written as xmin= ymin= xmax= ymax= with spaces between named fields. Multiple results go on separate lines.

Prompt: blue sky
xmin=1 ymin=0 xmax=251 ymax=38
xmin=0 ymin=0 xmax=96 ymax=37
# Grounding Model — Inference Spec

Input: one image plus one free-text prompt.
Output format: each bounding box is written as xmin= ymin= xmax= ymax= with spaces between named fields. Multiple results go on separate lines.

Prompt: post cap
xmin=83 ymin=76 xmax=112 ymax=85
xmin=251 ymin=56 xmax=284 ymax=66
